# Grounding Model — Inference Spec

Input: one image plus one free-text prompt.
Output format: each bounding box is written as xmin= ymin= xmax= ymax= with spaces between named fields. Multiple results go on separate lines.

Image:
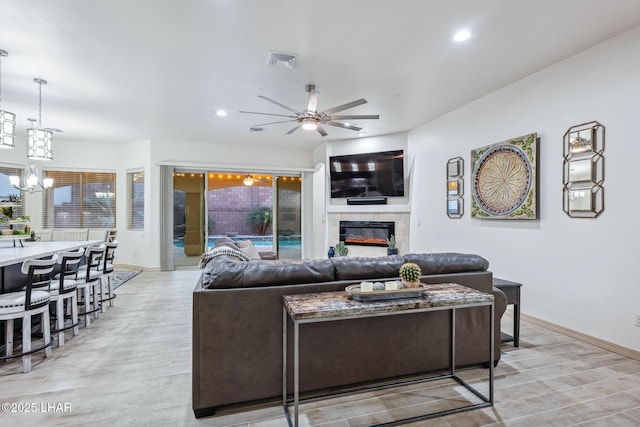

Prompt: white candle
xmin=360 ymin=282 xmax=373 ymax=292
xmin=385 ymin=281 xmax=399 ymax=291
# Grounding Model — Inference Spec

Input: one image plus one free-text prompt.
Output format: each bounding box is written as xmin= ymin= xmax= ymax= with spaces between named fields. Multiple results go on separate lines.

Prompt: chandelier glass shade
xmin=0 ymin=49 xmax=16 ymax=149
xmin=242 ymin=175 xmax=255 ymax=186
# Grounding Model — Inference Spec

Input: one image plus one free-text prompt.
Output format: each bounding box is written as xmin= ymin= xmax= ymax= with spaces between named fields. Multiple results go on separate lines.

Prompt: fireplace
xmin=339 ymin=221 xmax=395 ymax=247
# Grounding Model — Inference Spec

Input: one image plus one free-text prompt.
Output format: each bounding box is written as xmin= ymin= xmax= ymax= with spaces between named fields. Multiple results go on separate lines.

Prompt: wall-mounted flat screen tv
xmin=329 ymin=149 xmax=405 ymax=198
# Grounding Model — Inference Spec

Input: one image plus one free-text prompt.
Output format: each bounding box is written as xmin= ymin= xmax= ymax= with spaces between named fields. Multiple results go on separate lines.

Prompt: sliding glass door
xmin=276 ymin=176 xmax=301 ymax=260
xmin=171 ymin=170 xmax=302 ymax=267
xmin=173 ymin=171 xmax=205 ymax=268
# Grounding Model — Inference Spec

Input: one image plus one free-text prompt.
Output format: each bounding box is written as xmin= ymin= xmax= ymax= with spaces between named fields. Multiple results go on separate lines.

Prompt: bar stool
xmin=99 ymin=240 xmax=118 ymax=311
xmin=49 ymin=249 xmax=84 ymax=346
xmin=0 ymin=255 xmax=57 ymax=373
xmin=75 ymin=245 xmax=105 ymax=326
xmin=104 ymin=228 xmax=117 ymax=242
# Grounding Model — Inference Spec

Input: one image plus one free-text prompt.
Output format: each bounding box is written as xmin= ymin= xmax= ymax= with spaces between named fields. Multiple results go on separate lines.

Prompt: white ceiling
xmin=1 ymin=0 xmax=639 ymax=150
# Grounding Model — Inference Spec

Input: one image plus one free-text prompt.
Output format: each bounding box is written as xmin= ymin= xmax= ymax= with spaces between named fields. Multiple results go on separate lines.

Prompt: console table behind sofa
xmin=192 ymin=252 xmax=507 ymax=418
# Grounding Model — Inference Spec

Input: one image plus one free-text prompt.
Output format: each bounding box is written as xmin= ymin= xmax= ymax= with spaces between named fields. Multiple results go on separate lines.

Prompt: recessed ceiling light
xmin=453 ymin=30 xmax=471 ymax=42
xmin=358 ymin=132 xmax=366 ymax=137
xmin=216 ymin=109 xmax=227 ymax=117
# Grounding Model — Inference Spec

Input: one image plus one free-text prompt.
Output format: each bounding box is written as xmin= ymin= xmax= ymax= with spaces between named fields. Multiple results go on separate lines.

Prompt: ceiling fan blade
xmin=286 ymin=125 xmax=301 ymax=135
xmin=239 ymin=111 xmax=298 ymax=119
xmin=329 ymin=114 xmax=380 ymax=120
xmin=322 ymin=98 xmax=367 ymax=115
xmin=257 ymin=95 xmax=300 ymax=114
xmin=316 ymin=124 xmax=328 ymax=137
xmin=326 ymin=121 xmax=362 ymax=131
xmin=307 ymin=88 xmax=319 ymax=112
xmin=252 ymin=120 xmax=297 ymax=126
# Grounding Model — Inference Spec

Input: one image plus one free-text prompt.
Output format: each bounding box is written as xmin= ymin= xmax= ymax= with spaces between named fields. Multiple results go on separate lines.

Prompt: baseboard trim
xmin=521 ymin=313 xmax=640 ymax=362
xmin=113 ymin=264 xmax=159 ymax=271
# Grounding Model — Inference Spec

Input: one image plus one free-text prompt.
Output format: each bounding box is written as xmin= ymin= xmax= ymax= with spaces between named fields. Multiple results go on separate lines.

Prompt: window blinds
xmin=127 ymin=171 xmax=144 ymax=230
xmin=44 ymin=171 xmax=116 ymax=228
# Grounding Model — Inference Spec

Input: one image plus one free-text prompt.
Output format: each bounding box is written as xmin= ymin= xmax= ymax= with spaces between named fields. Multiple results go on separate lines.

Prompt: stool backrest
xmin=83 ymin=244 xmax=106 ymax=282
xmin=62 ymin=228 xmax=89 ymax=241
xmin=104 ymin=228 xmax=117 ymax=242
xmin=21 ymin=255 xmax=58 ymax=310
xmin=57 ymin=248 xmax=85 ymax=293
xmin=103 ymin=240 xmax=118 ymax=270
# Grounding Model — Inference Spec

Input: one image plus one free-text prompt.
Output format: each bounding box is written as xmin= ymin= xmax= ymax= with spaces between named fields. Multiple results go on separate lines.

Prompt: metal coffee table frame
xmin=282 ymin=291 xmax=494 ymax=427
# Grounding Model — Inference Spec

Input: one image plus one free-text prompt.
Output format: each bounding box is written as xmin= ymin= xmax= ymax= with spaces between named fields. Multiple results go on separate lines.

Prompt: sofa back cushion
xmin=202 ymin=258 xmax=335 ymax=289
xmin=331 ymin=255 xmax=405 ymax=281
xmin=402 ymin=253 xmax=489 ymax=274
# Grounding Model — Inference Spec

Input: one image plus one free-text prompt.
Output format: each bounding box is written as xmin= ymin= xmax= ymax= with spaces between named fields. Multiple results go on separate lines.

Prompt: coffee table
xmin=282 ymin=283 xmax=494 ymax=427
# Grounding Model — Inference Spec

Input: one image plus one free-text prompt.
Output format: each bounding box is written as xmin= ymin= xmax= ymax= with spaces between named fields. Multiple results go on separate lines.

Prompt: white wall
xmin=408 ymin=26 xmax=640 ymax=352
xmin=16 ymin=137 xmax=315 ymax=269
xmin=116 ymin=139 xmax=153 ymax=268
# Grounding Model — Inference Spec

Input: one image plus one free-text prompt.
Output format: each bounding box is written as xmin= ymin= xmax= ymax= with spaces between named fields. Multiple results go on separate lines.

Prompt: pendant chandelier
xmin=0 ymin=49 xmax=16 ymax=149
xmin=9 ymin=162 xmax=53 ymax=194
xmin=27 ymin=78 xmax=53 ymax=161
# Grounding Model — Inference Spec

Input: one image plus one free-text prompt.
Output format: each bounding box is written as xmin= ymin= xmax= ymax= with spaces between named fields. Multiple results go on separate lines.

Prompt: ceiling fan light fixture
xmin=301 ymin=118 xmax=317 ymax=131
xmin=243 ymin=175 xmax=255 ymax=186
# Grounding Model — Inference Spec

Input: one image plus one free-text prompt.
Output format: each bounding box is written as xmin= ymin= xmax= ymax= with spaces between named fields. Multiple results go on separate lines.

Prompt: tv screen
xmin=329 ymin=150 xmax=405 ymax=198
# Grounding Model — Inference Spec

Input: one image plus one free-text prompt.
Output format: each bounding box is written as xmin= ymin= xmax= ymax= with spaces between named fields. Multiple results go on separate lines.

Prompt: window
xmin=0 ymin=165 xmax=24 ymax=219
xmin=127 ymin=170 xmax=144 ymax=230
xmin=43 ymin=171 xmax=116 ymax=228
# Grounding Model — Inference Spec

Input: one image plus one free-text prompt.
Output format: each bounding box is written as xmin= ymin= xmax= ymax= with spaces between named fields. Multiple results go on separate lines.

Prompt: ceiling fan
xmin=239 ymin=84 xmax=380 ymax=136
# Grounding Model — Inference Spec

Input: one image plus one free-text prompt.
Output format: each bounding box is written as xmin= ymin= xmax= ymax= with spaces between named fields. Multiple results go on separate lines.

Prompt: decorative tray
xmin=345 ymin=283 xmax=428 ymax=302
xmin=0 ymin=234 xmax=26 ymax=240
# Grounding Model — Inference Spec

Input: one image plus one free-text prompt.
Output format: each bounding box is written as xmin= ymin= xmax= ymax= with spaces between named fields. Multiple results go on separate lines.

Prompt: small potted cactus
xmin=399 ymin=262 xmax=421 ymax=288
xmin=386 ymin=235 xmax=398 ymax=256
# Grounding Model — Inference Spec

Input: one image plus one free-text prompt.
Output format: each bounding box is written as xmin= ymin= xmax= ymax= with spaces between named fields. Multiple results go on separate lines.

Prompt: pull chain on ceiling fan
xmin=239 ymin=84 xmax=380 ymax=137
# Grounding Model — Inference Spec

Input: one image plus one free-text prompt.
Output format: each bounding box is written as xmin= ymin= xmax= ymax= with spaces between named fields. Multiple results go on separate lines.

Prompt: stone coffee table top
xmin=284 ymin=282 xmax=493 ymax=321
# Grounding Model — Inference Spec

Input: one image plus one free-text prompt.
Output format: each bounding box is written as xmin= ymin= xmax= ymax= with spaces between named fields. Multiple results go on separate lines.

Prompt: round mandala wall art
xmin=471 ymin=133 xmax=538 ymax=219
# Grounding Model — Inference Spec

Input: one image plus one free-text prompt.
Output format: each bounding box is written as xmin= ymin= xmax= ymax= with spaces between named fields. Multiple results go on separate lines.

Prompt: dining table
xmin=0 ymin=239 xmax=103 ymax=293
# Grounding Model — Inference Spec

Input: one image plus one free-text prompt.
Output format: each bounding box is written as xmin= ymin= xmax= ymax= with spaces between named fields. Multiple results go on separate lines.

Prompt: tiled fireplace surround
xmin=327 ymin=211 xmax=410 ymax=257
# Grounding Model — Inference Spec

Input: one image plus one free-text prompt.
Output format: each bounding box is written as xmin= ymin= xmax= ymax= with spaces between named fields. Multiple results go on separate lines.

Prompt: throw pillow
xmin=236 ymin=240 xmax=262 ymax=260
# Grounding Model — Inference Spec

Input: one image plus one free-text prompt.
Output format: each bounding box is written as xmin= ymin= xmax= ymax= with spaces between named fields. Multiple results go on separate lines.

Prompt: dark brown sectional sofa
xmin=192 ymin=249 xmax=507 ymax=418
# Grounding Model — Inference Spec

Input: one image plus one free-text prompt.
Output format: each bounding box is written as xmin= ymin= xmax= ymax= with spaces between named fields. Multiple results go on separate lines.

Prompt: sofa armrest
xmin=492 ymin=285 xmax=508 ymax=320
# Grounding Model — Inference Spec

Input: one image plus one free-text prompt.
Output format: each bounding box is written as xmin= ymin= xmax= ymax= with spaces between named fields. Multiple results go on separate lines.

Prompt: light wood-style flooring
xmin=1 ymin=269 xmax=639 ymax=426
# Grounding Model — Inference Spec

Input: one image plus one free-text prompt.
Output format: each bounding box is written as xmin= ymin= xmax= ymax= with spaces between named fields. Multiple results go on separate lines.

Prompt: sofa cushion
xmin=202 ymin=258 xmax=336 ymax=289
xmin=331 ymin=255 xmax=405 ymax=281
xmin=402 ymin=253 xmax=488 ymax=275
xmin=236 ymin=240 xmax=262 ymax=260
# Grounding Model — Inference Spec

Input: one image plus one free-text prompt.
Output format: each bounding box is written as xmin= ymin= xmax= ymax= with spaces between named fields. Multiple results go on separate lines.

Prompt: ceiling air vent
xmin=266 ymin=51 xmax=297 ymax=69
xmin=250 ymin=127 xmax=264 ymax=132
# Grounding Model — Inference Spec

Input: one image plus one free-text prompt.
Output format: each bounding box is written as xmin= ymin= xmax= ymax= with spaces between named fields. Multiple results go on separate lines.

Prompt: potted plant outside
xmin=246 ymin=206 xmax=272 ymax=236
